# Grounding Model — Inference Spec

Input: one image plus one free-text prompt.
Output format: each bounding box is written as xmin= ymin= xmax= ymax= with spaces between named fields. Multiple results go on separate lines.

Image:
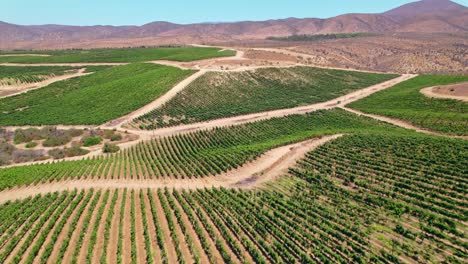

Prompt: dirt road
xmin=104 ymin=70 xmax=208 ymax=128
xmin=0 ymin=135 xmax=341 ymax=204
xmin=341 ymin=107 xmax=467 ymax=140
xmin=0 ymin=62 xmax=126 ymax=67
xmin=0 ymin=68 xmax=92 ymax=98
xmin=124 ymin=74 xmax=417 ymax=137
xmin=0 ymin=74 xmax=415 ymax=168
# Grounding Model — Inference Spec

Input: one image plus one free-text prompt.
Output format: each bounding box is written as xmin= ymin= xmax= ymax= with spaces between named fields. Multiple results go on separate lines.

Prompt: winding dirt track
xmin=341 ymin=107 xmax=467 ymax=140
xmin=0 ymin=62 xmax=126 ymax=67
xmin=0 ymin=74 xmax=416 ymax=169
xmin=0 ymin=46 xmax=461 ymax=203
xmin=104 ymin=70 xmax=208 ymax=128
xmin=0 ymin=68 xmax=91 ymax=98
xmin=0 ymin=135 xmax=342 ymax=204
xmin=121 ymin=74 xmax=417 ymax=137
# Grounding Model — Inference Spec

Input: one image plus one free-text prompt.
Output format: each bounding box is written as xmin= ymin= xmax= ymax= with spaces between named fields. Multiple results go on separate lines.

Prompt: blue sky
xmin=2 ymin=0 xmax=467 ymax=26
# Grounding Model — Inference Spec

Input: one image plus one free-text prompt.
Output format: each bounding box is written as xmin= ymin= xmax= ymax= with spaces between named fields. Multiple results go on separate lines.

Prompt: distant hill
xmin=0 ymin=0 xmax=466 ymax=49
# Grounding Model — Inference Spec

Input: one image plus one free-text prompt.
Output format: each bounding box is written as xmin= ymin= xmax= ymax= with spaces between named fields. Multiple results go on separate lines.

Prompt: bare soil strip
xmin=151 ymin=190 xmax=178 ymax=263
xmin=106 ymin=190 xmax=123 ymax=264
xmin=0 ymin=135 xmax=341 ymax=203
xmin=122 ymin=191 xmax=132 ymax=264
xmin=341 ymin=107 xmax=467 ymax=140
xmin=193 ymin=196 xmax=241 ymax=263
xmin=0 ymin=68 xmax=92 ymax=99
xmin=91 ymin=190 xmax=114 ymax=263
xmin=60 ymin=192 xmax=96 ymax=263
xmin=76 ymin=193 xmax=106 ymax=263
xmin=141 ymin=190 xmax=162 ymax=262
xmin=0 ymin=54 xmax=51 ymax=57
xmin=0 ymin=62 xmax=126 ymax=67
xmin=134 ymin=190 xmax=148 ymax=264
xmin=105 ymin=70 xmax=208 ymax=128
xmin=32 ymin=194 xmax=84 ymax=264
xmin=165 ymin=194 xmax=195 ymax=263
xmin=127 ymin=74 xmax=416 ymax=138
xmin=0 ymin=73 xmax=415 ymax=171
xmin=420 ymin=82 xmax=468 ymax=102
xmin=170 ymin=192 xmax=211 ymax=264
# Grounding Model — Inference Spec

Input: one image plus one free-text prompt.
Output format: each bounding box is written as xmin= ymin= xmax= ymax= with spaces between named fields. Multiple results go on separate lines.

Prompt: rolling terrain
xmin=0 ymin=0 xmax=466 ymax=50
xmin=0 ymin=1 xmax=467 ymax=262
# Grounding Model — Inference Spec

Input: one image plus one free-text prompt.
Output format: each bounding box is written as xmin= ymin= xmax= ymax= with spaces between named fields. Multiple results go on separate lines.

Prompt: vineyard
xmin=348 ymin=74 xmax=468 ymax=136
xmin=291 ymin=133 xmax=467 ymax=263
xmin=0 ymin=66 xmax=83 ymax=86
xmin=0 ymin=47 xmax=235 ymax=63
xmin=0 ymin=131 xmax=465 ymax=263
xmin=0 ymin=37 xmax=466 ymax=264
xmin=133 ymin=67 xmax=397 ymax=129
xmin=0 ymin=109 xmax=406 ymax=190
xmin=0 ymin=63 xmax=195 ymax=125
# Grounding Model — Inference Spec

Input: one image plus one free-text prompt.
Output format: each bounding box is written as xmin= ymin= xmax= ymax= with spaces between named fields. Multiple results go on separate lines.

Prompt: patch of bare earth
xmin=106 ymin=190 xmax=123 ymax=263
xmin=151 ymin=190 xmax=178 ymax=263
xmin=76 ymin=192 xmax=106 ymax=263
xmin=36 ymin=192 xmax=88 ymax=263
xmin=134 ymin=190 xmax=148 ymax=263
xmin=169 ymin=192 xmax=211 ymax=263
xmin=420 ymin=82 xmax=468 ymax=102
xmin=141 ymin=190 xmax=162 ymax=262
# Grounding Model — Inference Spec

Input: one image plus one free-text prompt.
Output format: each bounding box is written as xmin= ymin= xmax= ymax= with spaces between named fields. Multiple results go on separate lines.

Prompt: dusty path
xmin=126 ymin=74 xmax=416 ymax=137
xmin=0 ymin=74 xmax=414 ymax=169
xmin=420 ymin=82 xmax=468 ymax=102
xmin=104 ymin=70 xmax=208 ymax=128
xmin=0 ymin=54 xmax=51 ymax=57
xmin=341 ymin=107 xmax=467 ymax=140
xmin=0 ymin=62 xmax=126 ymax=67
xmin=0 ymin=68 xmax=92 ymax=98
xmin=0 ymin=135 xmax=341 ymax=203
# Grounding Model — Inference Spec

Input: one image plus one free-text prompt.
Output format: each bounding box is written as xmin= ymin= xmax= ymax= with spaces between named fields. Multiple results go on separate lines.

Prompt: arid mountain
xmin=0 ymin=0 xmax=466 ymax=49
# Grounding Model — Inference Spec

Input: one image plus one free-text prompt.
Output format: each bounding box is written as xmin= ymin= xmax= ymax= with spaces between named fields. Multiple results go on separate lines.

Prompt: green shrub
xmin=48 ymin=149 xmax=66 ymax=159
xmin=25 ymin=142 xmax=38 ymax=148
xmin=14 ymin=128 xmax=41 ymax=144
xmin=49 ymin=146 xmax=89 ymax=159
xmin=110 ymin=134 xmax=123 ymax=141
xmin=42 ymin=134 xmax=72 ymax=147
xmin=65 ymin=146 xmax=89 ymax=157
xmin=82 ymin=136 xmax=102 ymax=147
xmin=103 ymin=143 xmax=120 ymax=153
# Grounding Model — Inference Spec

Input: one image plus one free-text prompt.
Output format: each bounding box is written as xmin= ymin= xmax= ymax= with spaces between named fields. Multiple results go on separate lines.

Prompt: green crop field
xmin=0 ymin=132 xmax=464 ymax=263
xmin=0 ymin=63 xmax=195 ymax=125
xmin=0 ymin=109 xmax=409 ymax=190
xmin=133 ymin=67 xmax=398 ymax=129
xmin=348 ymin=75 xmax=468 ymax=136
xmin=0 ymin=47 xmax=236 ymax=63
xmin=0 ymin=66 xmax=82 ymax=85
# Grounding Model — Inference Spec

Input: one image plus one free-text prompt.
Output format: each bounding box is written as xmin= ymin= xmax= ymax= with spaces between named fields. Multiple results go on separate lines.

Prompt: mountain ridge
xmin=0 ymin=0 xmax=466 ymax=49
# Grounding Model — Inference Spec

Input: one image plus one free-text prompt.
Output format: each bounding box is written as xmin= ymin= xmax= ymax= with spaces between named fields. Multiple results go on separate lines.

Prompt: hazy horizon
xmin=2 ymin=0 xmax=466 ymax=27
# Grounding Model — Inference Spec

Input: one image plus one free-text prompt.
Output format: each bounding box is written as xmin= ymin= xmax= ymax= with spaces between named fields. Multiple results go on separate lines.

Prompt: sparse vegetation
xmin=267 ymin=32 xmax=375 ymax=42
xmin=103 ymin=143 xmax=120 ymax=153
xmin=82 ymin=136 xmax=102 ymax=147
